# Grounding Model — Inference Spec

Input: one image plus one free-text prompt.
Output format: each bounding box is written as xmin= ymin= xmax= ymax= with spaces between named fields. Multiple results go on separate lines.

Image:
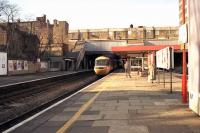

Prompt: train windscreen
xmin=95 ymin=59 xmax=109 ymax=66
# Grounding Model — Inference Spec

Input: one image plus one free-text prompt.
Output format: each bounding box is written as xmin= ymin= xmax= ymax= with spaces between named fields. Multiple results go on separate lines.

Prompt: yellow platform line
xmin=56 ymin=91 xmax=102 ymax=133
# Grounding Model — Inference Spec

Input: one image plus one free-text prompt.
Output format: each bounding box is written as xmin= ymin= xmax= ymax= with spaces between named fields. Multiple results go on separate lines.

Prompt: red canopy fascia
xmin=112 ymin=45 xmax=181 ymax=52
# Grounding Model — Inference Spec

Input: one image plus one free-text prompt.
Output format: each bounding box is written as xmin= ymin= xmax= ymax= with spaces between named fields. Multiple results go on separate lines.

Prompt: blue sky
xmin=11 ymin=0 xmax=179 ymax=29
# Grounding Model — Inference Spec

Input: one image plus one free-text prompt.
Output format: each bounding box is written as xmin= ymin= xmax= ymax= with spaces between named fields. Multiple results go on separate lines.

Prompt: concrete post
xmin=142 ymin=57 xmax=144 ymax=71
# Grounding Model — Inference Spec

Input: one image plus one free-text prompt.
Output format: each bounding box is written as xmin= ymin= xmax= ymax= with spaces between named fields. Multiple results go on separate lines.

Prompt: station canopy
xmin=111 ymin=45 xmax=181 ymax=55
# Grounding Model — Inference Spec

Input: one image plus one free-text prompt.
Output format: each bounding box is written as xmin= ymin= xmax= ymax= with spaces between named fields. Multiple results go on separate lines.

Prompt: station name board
xmin=156 ymin=47 xmax=174 ymax=70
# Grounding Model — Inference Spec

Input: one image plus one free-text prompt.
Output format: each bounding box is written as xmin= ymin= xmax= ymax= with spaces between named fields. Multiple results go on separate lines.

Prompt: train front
xmin=94 ymin=57 xmax=111 ymax=76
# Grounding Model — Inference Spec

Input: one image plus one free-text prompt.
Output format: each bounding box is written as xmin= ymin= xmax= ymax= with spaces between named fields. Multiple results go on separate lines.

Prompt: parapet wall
xmin=69 ymin=27 xmax=178 ymax=41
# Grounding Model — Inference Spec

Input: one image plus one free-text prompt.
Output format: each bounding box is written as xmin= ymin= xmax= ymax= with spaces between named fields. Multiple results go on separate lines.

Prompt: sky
xmin=11 ymin=0 xmax=179 ymax=30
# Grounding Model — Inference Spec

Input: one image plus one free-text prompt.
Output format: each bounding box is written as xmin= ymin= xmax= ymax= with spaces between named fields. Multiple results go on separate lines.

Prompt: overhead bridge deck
xmin=4 ymin=71 xmax=200 ymax=133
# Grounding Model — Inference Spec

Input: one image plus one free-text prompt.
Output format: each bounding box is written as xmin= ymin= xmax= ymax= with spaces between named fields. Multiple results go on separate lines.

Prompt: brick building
xmin=0 ymin=23 xmax=39 ymax=60
xmin=18 ymin=15 xmax=69 ymax=58
xmin=0 ymin=15 xmax=69 ymax=71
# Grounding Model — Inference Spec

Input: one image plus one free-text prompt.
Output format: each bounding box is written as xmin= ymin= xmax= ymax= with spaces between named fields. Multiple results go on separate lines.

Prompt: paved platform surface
xmin=0 ymin=71 xmax=86 ymax=86
xmin=7 ymin=71 xmax=200 ymax=133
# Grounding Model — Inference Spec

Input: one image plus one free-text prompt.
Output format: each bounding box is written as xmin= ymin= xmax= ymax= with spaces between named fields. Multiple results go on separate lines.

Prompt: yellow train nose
xmin=94 ymin=66 xmax=109 ymax=75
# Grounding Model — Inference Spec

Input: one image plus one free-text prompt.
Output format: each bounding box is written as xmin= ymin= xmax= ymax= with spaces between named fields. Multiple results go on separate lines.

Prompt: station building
xmin=0 ymin=15 xmax=181 ymax=73
xmin=68 ymin=26 xmax=181 ymax=73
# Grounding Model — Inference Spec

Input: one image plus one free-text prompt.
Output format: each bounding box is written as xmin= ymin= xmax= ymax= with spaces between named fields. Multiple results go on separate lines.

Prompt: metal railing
xmin=76 ymin=45 xmax=85 ymax=70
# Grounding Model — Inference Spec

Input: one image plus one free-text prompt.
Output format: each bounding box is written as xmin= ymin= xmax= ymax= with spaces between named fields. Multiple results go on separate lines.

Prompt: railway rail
xmin=0 ymin=70 xmax=99 ymax=132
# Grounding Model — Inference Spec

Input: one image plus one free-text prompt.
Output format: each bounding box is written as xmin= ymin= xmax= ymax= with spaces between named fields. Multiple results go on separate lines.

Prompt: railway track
xmin=0 ymin=71 xmax=99 ymax=132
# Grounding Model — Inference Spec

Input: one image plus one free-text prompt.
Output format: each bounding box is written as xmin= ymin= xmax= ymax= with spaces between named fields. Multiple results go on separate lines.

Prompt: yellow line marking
xmin=56 ymin=91 xmax=102 ymax=133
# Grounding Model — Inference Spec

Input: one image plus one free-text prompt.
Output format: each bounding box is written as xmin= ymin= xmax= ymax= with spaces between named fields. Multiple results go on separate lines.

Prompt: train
xmin=94 ymin=56 xmax=117 ymax=76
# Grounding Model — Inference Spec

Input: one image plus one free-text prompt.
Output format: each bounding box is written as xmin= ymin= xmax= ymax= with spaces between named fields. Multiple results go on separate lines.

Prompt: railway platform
xmin=0 ymin=71 xmax=88 ymax=87
xmin=5 ymin=71 xmax=200 ymax=133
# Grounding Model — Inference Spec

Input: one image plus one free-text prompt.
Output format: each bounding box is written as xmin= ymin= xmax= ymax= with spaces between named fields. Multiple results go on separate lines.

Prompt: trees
xmin=0 ymin=0 xmax=39 ymax=61
xmin=0 ymin=0 xmax=19 ymax=22
xmin=0 ymin=0 xmax=20 ymax=59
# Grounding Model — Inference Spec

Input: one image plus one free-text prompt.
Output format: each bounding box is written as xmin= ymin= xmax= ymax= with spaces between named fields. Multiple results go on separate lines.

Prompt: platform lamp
xmin=181 ymin=0 xmax=187 ymax=103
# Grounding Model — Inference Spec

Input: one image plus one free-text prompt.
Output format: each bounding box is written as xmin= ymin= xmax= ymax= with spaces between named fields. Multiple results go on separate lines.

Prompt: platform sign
xmin=179 ymin=24 xmax=188 ymax=44
xmin=0 ymin=52 xmax=7 ymax=75
xmin=156 ymin=47 xmax=174 ymax=70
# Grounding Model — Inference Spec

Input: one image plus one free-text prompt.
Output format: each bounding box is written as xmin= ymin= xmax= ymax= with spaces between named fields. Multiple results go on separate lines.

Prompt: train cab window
xmin=95 ymin=60 xmax=109 ymax=66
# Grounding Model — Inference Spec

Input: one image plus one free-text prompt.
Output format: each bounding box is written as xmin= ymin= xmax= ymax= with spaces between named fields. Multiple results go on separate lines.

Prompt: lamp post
xmin=181 ymin=0 xmax=187 ymax=103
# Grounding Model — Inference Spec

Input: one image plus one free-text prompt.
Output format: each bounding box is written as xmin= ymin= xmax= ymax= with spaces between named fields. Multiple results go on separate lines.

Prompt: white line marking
xmin=3 ymin=73 xmax=110 ymax=133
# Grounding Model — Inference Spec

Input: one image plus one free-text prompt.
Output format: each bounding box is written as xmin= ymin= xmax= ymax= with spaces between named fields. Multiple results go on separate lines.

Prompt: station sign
xmin=179 ymin=24 xmax=188 ymax=44
xmin=0 ymin=52 xmax=7 ymax=75
xmin=156 ymin=47 xmax=174 ymax=70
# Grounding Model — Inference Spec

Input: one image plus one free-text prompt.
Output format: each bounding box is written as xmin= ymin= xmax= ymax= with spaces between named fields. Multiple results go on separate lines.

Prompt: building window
xmin=155 ymin=31 xmax=160 ymax=35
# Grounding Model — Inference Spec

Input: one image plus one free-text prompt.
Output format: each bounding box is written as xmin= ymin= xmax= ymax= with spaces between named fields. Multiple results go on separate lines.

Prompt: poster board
xmin=179 ymin=24 xmax=188 ymax=44
xmin=24 ymin=61 xmax=28 ymax=70
xmin=17 ymin=60 xmax=22 ymax=71
xmin=8 ymin=60 xmax=28 ymax=71
xmin=40 ymin=62 xmax=48 ymax=69
xmin=0 ymin=52 xmax=7 ymax=75
xmin=13 ymin=60 xmax=17 ymax=70
xmin=8 ymin=60 xmax=14 ymax=71
xmin=156 ymin=47 xmax=174 ymax=70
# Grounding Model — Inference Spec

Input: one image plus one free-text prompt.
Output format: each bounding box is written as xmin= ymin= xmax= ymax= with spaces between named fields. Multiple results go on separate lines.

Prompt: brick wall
xmin=16 ymin=15 xmax=69 ymax=59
